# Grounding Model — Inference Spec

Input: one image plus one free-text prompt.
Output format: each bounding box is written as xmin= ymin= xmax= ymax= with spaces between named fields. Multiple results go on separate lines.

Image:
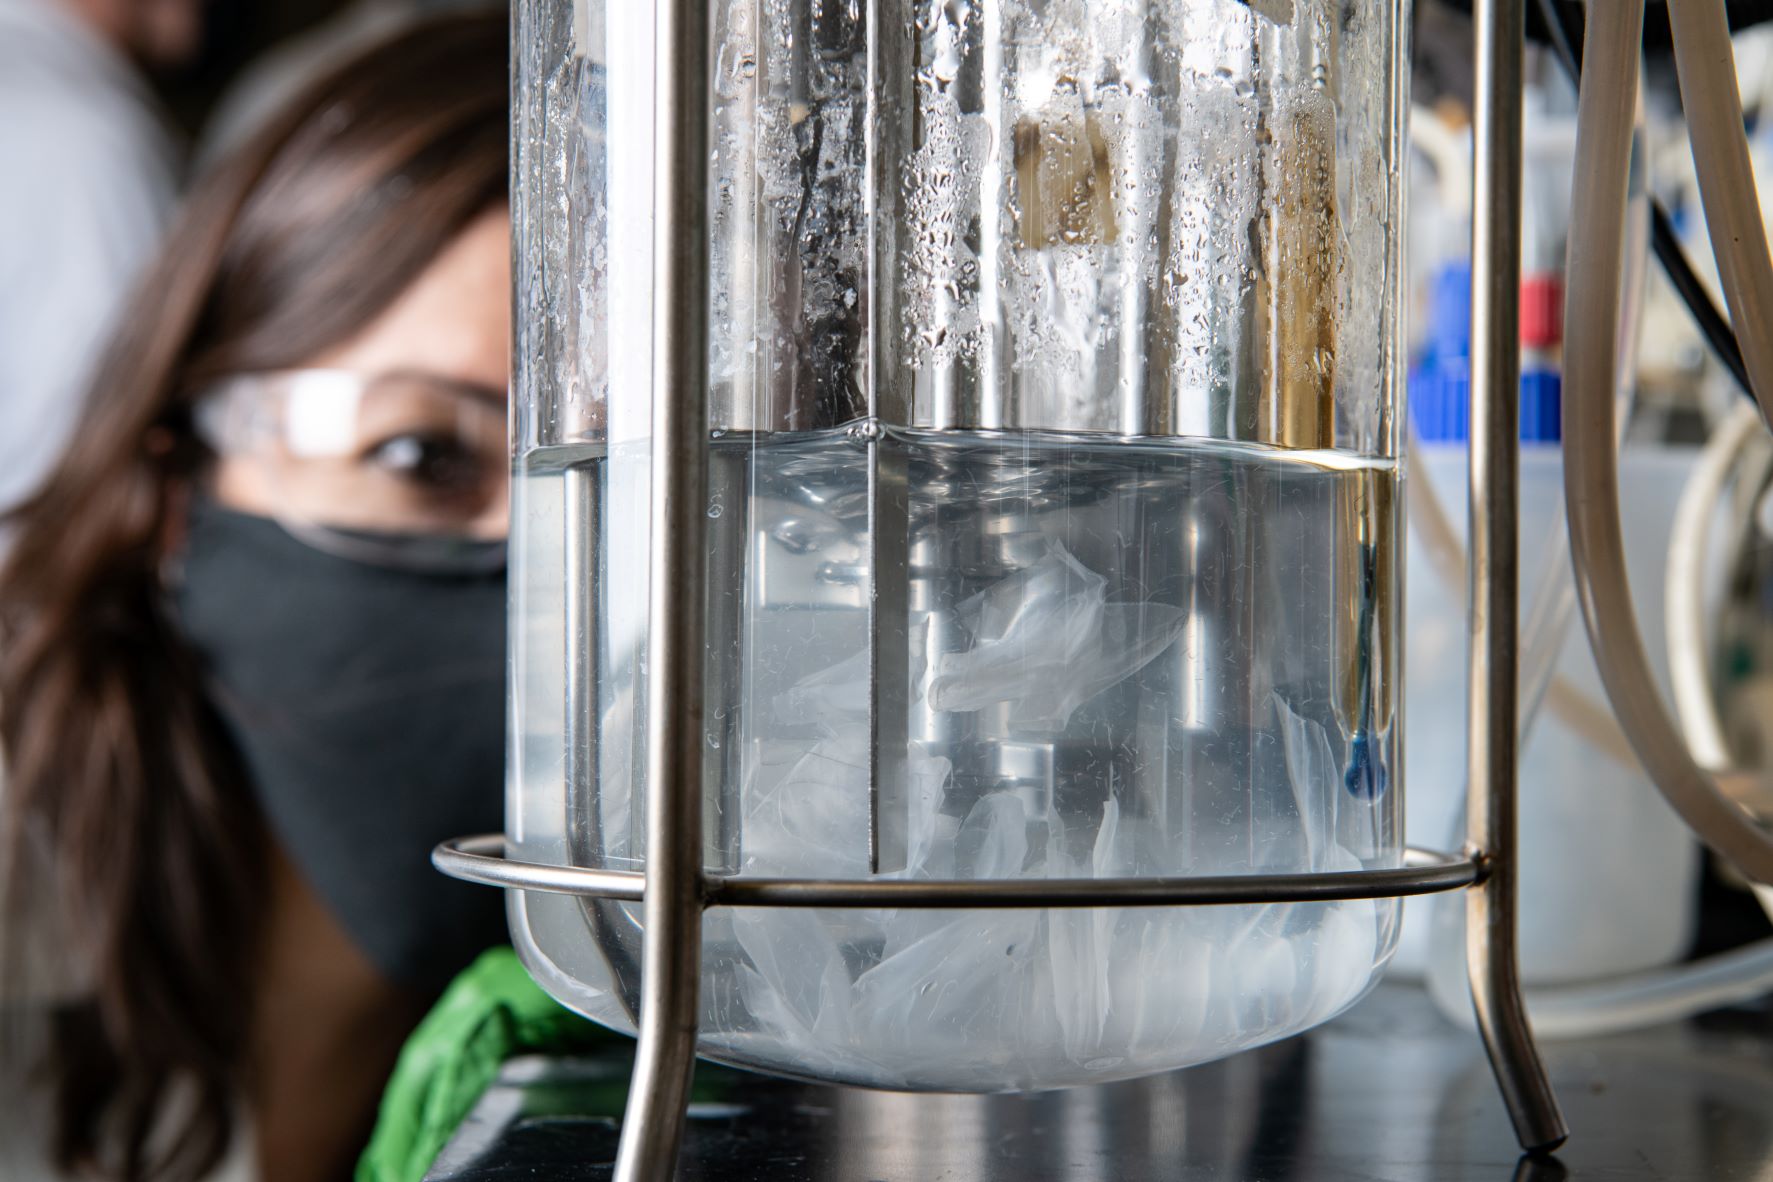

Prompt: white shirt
xmin=0 ymin=0 xmax=178 ymax=514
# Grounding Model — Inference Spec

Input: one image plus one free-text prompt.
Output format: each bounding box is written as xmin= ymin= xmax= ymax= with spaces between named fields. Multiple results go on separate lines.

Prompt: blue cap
xmin=1409 ymin=357 xmax=1471 ymax=442
xmin=1519 ymin=369 xmax=1562 ymax=443
xmin=1428 ymin=262 xmax=1474 ymax=360
xmin=1408 ymin=362 xmax=1561 ymax=444
xmin=1410 ymin=261 xmax=1474 ymax=442
xmin=1410 ymin=260 xmax=1563 ymax=444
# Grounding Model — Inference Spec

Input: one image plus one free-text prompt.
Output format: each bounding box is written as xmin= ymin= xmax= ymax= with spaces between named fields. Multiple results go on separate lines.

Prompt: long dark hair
xmin=0 ymin=16 xmax=508 ymax=1180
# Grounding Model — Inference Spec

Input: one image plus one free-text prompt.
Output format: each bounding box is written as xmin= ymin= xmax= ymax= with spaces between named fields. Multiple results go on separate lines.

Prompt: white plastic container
xmin=1399 ymin=442 xmax=1701 ymax=985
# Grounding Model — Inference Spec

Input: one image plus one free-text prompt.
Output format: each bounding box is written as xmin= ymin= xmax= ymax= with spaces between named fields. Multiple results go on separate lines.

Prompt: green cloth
xmin=356 ymin=946 xmax=619 ymax=1182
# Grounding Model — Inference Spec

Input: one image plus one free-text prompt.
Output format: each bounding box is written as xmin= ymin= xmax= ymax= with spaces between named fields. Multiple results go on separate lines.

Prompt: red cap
xmin=1520 ymin=272 xmax=1564 ymax=349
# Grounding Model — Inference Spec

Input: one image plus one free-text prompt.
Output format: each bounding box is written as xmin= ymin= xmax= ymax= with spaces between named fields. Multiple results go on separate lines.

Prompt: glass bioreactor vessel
xmin=508 ymin=0 xmax=1409 ymax=1090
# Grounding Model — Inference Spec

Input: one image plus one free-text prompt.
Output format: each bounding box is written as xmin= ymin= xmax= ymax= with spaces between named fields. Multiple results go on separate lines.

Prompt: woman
xmin=0 ymin=15 xmax=511 ymax=1182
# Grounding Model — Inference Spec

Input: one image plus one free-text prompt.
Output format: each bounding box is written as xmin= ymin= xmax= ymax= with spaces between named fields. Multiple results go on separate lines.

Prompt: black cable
xmin=1446 ymin=0 xmax=1773 ymax=52
xmin=1534 ymin=0 xmax=1586 ymax=73
xmin=1652 ymin=203 xmax=1755 ymax=396
xmin=1530 ymin=0 xmax=1756 ymax=398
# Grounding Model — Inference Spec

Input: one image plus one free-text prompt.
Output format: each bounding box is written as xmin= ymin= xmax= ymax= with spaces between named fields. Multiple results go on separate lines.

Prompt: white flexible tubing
xmin=1409 ymin=104 xmax=1474 ymax=220
xmin=1666 ymin=400 xmax=1759 ymax=773
xmin=1565 ymin=0 xmax=1773 ymax=883
xmin=1428 ymin=7 xmax=1773 ymax=1039
xmin=1403 ymin=434 xmax=1467 ymax=577
xmin=1437 ymin=934 xmax=1773 ymax=1038
xmin=1405 ymin=435 xmax=1635 ymax=766
xmin=1671 ymin=0 xmax=1773 ymax=437
xmin=1520 ymin=96 xmax=1650 ymax=764
xmin=1662 ymin=411 xmax=1773 ymax=823
xmin=1405 ymin=104 xmax=1650 ymax=770
xmin=1666 ymin=0 xmax=1773 ymax=815
xmin=1475 ymin=13 xmax=1773 ymax=1042
xmin=1410 ymin=77 xmax=1647 ymax=760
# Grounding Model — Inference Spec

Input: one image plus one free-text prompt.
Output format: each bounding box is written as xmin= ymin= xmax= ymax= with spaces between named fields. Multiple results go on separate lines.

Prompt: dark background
xmin=157 ymin=0 xmax=376 ymax=135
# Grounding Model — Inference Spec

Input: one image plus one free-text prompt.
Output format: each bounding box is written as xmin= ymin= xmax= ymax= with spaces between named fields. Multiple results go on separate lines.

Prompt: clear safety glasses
xmin=194 ymin=369 xmax=509 ymax=573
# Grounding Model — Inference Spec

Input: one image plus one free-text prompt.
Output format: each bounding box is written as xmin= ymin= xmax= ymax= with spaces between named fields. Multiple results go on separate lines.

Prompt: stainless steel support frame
xmin=1467 ymin=0 xmax=1569 ymax=1155
xmin=438 ymin=835 xmax=1480 ymax=906
xmin=446 ymin=0 xmax=1570 ymax=1175
xmin=612 ymin=0 xmax=713 ymax=1175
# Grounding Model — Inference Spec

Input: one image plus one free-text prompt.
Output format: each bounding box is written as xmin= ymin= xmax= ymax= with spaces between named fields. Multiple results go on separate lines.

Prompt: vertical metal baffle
xmin=436 ymin=0 xmax=1569 ymax=1174
xmin=862 ymin=0 xmax=913 ymax=873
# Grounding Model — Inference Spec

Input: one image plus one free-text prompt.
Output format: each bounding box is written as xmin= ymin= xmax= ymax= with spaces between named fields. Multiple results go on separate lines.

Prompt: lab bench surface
xmin=425 ymin=983 xmax=1773 ymax=1181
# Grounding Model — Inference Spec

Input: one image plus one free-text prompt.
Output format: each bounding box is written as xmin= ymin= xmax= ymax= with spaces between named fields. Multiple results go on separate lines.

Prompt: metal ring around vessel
xmin=434 ymin=834 xmax=1481 ymax=909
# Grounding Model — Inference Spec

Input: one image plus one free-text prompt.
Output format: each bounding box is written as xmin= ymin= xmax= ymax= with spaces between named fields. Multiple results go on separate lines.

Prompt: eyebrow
xmin=380 ymin=367 xmax=508 ymax=409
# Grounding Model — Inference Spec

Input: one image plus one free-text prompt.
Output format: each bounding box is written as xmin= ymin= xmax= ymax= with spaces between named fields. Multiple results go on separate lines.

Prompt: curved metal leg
xmin=614 ymin=895 xmax=703 ymax=1182
xmin=1467 ymin=0 xmax=1568 ymax=1154
xmin=1468 ymin=863 xmax=1568 ymax=1153
xmin=613 ymin=0 xmax=714 ymax=1177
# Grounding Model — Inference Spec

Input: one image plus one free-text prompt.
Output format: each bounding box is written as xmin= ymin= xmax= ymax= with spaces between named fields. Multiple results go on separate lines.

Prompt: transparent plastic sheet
xmin=585 ymin=540 xmax=1385 ymax=1089
xmin=926 ymin=542 xmax=1189 ymax=731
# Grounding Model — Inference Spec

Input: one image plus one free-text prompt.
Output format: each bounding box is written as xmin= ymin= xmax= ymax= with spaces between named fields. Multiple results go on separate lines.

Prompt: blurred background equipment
xmin=0 ymin=0 xmax=505 ymax=523
xmin=0 ymin=0 xmax=191 ymax=513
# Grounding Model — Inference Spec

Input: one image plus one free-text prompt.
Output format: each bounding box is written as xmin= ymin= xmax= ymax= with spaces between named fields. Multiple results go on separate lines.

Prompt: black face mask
xmin=172 ymin=499 xmax=508 ymax=991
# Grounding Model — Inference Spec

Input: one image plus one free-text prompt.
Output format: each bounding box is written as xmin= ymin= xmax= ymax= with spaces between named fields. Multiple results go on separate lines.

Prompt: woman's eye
xmin=366 ymin=433 xmax=485 ymax=495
